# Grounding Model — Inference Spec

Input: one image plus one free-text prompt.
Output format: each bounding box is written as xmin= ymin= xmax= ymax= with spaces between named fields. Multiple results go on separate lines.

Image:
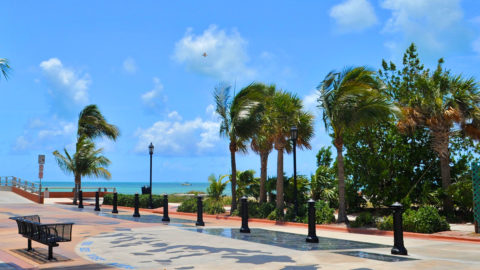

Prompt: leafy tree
xmin=318 ymin=66 xmax=396 ymax=223
xmin=0 ymin=58 xmax=10 ymax=80
xmin=382 ymin=44 xmax=480 ymax=216
xmin=214 ymin=83 xmax=263 ymax=212
xmin=311 ymin=147 xmax=338 ymax=207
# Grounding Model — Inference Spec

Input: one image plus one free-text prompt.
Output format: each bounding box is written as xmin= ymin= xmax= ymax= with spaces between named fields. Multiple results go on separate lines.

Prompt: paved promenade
xmin=0 ymin=199 xmax=479 ymax=269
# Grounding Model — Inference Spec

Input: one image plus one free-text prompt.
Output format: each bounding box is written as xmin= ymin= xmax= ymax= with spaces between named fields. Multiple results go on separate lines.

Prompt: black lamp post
xmin=148 ymin=142 xmax=154 ymax=209
xmin=291 ymin=126 xmax=299 ymax=219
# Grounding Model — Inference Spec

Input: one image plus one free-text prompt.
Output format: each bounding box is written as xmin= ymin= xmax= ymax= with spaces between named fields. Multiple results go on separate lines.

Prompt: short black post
xmin=162 ymin=194 xmax=170 ymax=222
xmin=133 ymin=193 xmax=141 ymax=217
xmin=94 ymin=191 xmax=100 ymax=211
xmin=112 ymin=192 xmax=118 ymax=214
xmin=78 ymin=190 xmax=84 ymax=209
xmin=196 ymin=196 xmax=205 ymax=226
xmin=391 ymin=202 xmax=408 ymax=255
xmin=48 ymin=245 xmax=53 ymax=260
xmin=306 ymin=199 xmax=319 ymax=243
xmin=27 ymin=239 xmax=32 ymax=251
xmin=239 ymin=196 xmax=250 ymax=233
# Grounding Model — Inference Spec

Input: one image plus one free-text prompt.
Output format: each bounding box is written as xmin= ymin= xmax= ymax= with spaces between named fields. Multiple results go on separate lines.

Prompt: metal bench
xmin=9 ymin=215 xmax=74 ymax=260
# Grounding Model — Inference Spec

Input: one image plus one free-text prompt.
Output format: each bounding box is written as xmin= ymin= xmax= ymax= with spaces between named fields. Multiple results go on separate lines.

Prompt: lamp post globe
xmin=290 ymin=126 xmax=298 ymax=219
xmin=148 ymin=142 xmax=154 ymax=209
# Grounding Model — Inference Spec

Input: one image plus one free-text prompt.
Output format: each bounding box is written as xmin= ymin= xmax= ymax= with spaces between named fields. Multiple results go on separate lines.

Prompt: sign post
xmin=473 ymin=163 xmax=480 ymax=233
xmin=38 ymin=155 xmax=45 ymax=201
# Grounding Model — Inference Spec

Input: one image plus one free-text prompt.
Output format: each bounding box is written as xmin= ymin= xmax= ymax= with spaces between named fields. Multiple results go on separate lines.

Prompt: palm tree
xmin=53 ymin=135 xmax=112 ymax=196
xmin=267 ymin=90 xmax=314 ymax=213
xmin=397 ymin=62 xmax=480 ymax=215
xmin=248 ymin=83 xmax=276 ymax=203
xmin=1 ymin=58 xmax=10 ymax=80
xmin=78 ymin=104 xmax=120 ymax=140
xmin=54 ymin=104 xmax=119 ymax=203
xmin=206 ymin=174 xmax=230 ymax=201
xmin=318 ymin=66 xmax=395 ymax=223
xmin=214 ymin=83 xmax=263 ymax=213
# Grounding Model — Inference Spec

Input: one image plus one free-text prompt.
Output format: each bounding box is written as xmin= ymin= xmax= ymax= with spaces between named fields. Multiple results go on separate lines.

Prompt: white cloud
xmin=303 ymin=91 xmax=319 ymax=116
xmin=135 ymin=107 xmax=222 ymax=156
xmin=141 ymin=77 xmax=165 ymax=109
xmin=330 ymin=0 xmax=378 ymax=32
xmin=13 ymin=117 xmax=76 ymax=152
xmin=40 ymin=58 xmax=90 ymax=106
xmin=123 ymin=57 xmax=137 ymax=74
xmin=381 ymin=0 xmax=466 ymax=52
xmin=173 ymin=25 xmax=255 ymax=80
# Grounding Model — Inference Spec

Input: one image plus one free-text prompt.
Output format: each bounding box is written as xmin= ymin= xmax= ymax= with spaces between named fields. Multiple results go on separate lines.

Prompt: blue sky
xmin=2 ymin=0 xmax=480 ymax=184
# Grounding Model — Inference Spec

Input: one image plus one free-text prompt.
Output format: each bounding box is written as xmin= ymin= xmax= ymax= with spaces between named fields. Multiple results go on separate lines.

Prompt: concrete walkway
xmin=0 ymin=202 xmax=479 ymax=269
xmin=0 ymin=191 xmax=33 ymax=204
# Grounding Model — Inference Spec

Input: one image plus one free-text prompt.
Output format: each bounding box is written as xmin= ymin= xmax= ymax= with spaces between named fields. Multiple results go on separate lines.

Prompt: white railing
xmin=0 ymin=176 xmax=116 ymax=194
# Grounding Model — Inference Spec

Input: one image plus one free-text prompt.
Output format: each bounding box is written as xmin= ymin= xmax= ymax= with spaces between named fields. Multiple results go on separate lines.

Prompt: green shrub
xmin=377 ymin=206 xmax=450 ymax=233
xmin=102 ymin=193 xmax=163 ymax=208
xmin=312 ymin=200 xmax=335 ymax=224
xmin=267 ymin=208 xmax=284 ymax=221
xmin=204 ymin=199 xmax=225 ymax=214
xmin=177 ymin=197 xmax=198 ymax=213
xmin=350 ymin=212 xmax=376 ymax=228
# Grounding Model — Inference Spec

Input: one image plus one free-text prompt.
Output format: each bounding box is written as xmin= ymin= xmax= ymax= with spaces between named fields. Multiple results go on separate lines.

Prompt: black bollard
xmin=94 ymin=191 xmax=100 ymax=211
xmin=196 ymin=196 xmax=205 ymax=226
xmin=306 ymin=199 xmax=319 ymax=243
xmin=78 ymin=190 xmax=84 ymax=208
xmin=162 ymin=194 xmax=170 ymax=222
xmin=240 ymin=196 xmax=251 ymax=233
xmin=391 ymin=202 xmax=408 ymax=255
xmin=112 ymin=192 xmax=118 ymax=214
xmin=133 ymin=193 xmax=140 ymax=218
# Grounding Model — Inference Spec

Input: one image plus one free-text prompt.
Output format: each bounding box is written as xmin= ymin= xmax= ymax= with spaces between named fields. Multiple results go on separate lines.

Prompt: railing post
xmin=306 ymin=199 xmax=319 ymax=243
xmin=240 ymin=196 xmax=250 ymax=233
xmin=94 ymin=191 xmax=100 ymax=211
xmin=112 ymin=192 xmax=118 ymax=214
xmin=162 ymin=194 xmax=170 ymax=222
xmin=133 ymin=193 xmax=140 ymax=218
xmin=78 ymin=190 xmax=84 ymax=208
xmin=391 ymin=202 xmax=408 ymax=255
xmin=196 ymin=196 xmax=205 ymax=226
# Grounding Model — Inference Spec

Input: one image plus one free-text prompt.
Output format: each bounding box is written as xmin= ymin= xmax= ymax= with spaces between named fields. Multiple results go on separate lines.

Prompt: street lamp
xmin=291 ymin=126 xmax=299 ymax=219
xmin=148 ymin=142 xmax=154 ymax=209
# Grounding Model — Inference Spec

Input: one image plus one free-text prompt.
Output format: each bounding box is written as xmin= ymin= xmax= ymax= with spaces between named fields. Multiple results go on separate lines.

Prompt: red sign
xmin=39 ymin=164 xmax=44 ymax=172
xmin=39 ymin=172 xmax=43 ymax=179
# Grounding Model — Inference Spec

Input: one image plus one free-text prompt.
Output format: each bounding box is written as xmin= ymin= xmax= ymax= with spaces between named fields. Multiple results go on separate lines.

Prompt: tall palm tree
xmin=53 ymin=135 xmax=111 ymax=195
xmin=214 ymin=83 xmax=263 ymax=212
xmin=248 ymin=83 xmax=276 ymax=203
xmin=318 ymin=66 xmax=395 ymax=223
xmin=267 ymin=90 xmax=314 ymax=213
xmin=397 ymin=63 xmax=480 ymax=215
xmin=0 ymin=58 xmax=10 ymax=80
xmin=54 ymin=104 xmax=119 ymax=203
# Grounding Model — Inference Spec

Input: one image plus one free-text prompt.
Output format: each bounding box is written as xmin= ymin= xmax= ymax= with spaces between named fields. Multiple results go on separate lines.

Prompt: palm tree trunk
xmin=433 ymin=130 xmax=453 ymax=217
xmin=259 ymin=151 xmax=268 ymax=203
xmin=276 ymin=148 xmax=284 ymax=213
xmin=73 ymin=174 xmax=81 ymax=205
xmin=230 ymin=142 xmax=237 ymax=213
xmin=335 ymin=142 xmax=347 ymax=223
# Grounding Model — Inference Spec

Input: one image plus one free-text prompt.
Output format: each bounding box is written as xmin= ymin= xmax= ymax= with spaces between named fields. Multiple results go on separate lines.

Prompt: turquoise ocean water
xmin=39 ymin=181 xmax=232 ymax=195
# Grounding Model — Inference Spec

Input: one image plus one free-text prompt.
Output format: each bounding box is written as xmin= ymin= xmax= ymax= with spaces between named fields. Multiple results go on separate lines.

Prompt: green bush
xmin=231 ymin=201 xmax=276 ymax=219
xmin=177 ymin=197 xmax=197 ymax=213
xmin=377 ymin=206 xmax=450 ymax=233
xmin=312 ymin=200 xmax=335 ymax=224
xmin=350 ymin=212 xmax=376 ymax=228
xmin=204 ymin=199 xmax=226 ymax=214
xmin=267 ymin=208 xmax=284 ymax=221
xmin=102 ymin=193 xmax=163 ymax=208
